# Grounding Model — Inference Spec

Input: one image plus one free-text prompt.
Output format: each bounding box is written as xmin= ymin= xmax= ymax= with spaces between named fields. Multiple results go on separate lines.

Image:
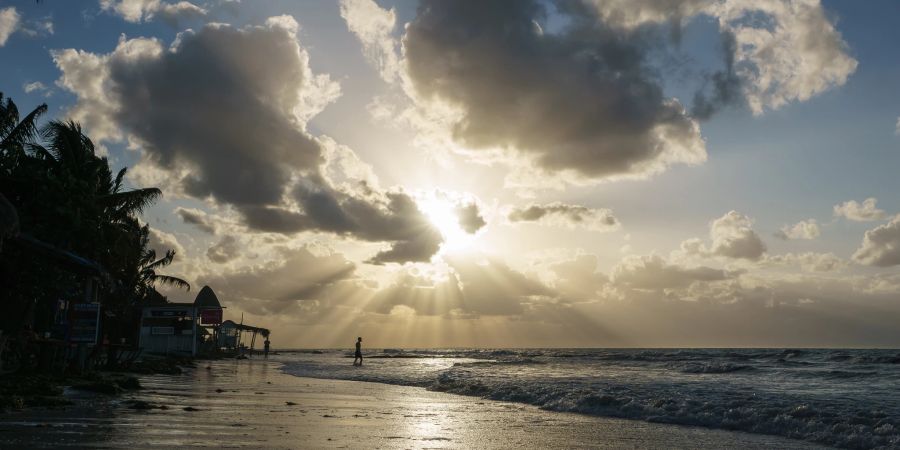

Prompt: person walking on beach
xmin=353 ymin=337 xmax=363 ymax=366
xmin=263 ymin=338 xmax=270 ymax=358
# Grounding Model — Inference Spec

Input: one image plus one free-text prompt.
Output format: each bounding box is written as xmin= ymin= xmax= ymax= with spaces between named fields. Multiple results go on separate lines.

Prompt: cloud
xmin=763 ymin=252 xmax=846 ymax=272
xmin=705 ymin=0 xmax=857 ymax=115
xmin=683 ymin=211 xmax=766 ymax=260
xmin=774 ymin=219 xmax=820 ymax=240
xmin=99 ymin=0 xmax=207 ymax=25
xmin=853 ymin=215 xmax=900 ymax=267
xmin=549 ymin=254 xmax=608 ymax=301
xmin=175 ymin=206 xmax=216 ymax=234
xmin=53 ymin=18 xmax=442 ymax=264
xmin=834 ymin=198 xmax=887 ymax=222
xmin=207 ymin=235 xmax=239 ymax=263
xmin=401 ymin=0 xmax=706 ymax=183
xmin=147 ymin=226 xmax=185 ymax=257
xmin=0 ymin=7 xmax=19 ymax=46
xmin=508 ymin=203 xmax=619 ymax=231
xmin=455 ymin=202 xmax=486 ymax=234
xmin=584 ymin=0 xmax=857 ymax=115
xmin=339 ymin=0 xmax=398 ymax=82
xmin=895 ymin=117 xmax=900 ymax=136
xmin=248 ymin=188 xmax=443 ymax=265
xmin=19 ymin=15 xmax=53 ymax=38
xmin=198 ymin=246 xmax=358 ymax=315
xmin=23 ymin=81 xmax=52 ymax=97
xmin=611 ymin=254 xmax=738 ymax=290
xmin=356 ymin=0 xmax=855 ymax=187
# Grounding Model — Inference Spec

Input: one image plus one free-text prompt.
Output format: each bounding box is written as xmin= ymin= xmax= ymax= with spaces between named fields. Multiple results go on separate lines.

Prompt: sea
xmin=278 ymin=348 xmax=900 ymax=449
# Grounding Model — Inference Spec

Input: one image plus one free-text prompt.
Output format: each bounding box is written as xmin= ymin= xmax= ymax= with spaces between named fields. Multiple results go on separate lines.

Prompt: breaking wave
xmin=280 ymin=348 xmax=900 ymax=449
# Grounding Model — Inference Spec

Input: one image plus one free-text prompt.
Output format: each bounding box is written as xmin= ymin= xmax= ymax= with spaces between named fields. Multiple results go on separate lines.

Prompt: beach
xmin=0 ymin=359 xmax=826 ymax=449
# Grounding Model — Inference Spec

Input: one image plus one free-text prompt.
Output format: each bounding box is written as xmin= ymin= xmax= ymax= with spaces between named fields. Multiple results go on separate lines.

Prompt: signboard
xmin=69 ymin=303 xmax=100 ymax=343
xmin=200 ymin=309 xmax=223 ymax=325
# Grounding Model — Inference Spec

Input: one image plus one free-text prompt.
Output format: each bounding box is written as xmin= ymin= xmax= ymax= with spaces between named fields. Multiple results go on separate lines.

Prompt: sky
xmin=3 ymin=0 xmax=900 ymax=348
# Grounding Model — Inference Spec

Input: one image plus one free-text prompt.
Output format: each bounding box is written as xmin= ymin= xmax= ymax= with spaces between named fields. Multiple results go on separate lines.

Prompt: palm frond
xmin=0 ymin=103 xmax=48 ymax=150
xmin=152 ymin=275 xmax=191 ymax=291
xmin=113 ymin=167 xmax=127 ymax=193
xmin=99 ymin=187 xmax=162 ymax=215
xmin=144 ymin=250 xmax=176 ymax=271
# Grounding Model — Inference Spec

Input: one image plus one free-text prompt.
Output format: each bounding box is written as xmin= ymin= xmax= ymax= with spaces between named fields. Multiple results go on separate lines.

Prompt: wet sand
xmin=0 ymin=359 xmax=829 ymax=449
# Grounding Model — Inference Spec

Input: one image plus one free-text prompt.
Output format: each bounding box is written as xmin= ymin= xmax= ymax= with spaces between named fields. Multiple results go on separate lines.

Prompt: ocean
xmin=278 ymin=348 xmax=900 ymax=449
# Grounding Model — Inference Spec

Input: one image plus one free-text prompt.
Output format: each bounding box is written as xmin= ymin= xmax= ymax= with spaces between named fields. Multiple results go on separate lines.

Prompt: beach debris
xmin=183 ymin=406 xmax=202 ymax=411
xmin=285 ymin=401 xmax=297 ymax=406
xmin=215 ymin=388 xmax=226 ymax=393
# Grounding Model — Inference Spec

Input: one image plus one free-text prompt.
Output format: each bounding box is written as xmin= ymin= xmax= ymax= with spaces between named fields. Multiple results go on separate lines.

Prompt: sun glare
xmin=417 ymin=194 xmax=479 ymax=254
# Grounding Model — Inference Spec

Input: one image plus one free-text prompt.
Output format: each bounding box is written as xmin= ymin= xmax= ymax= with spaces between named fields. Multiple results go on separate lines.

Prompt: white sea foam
xmin=279 ymin=349 xmax=900 ymax=449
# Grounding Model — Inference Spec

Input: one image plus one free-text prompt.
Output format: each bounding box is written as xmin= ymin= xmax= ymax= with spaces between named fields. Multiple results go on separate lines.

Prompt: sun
xmin=417 ymin=193 xmax=478 ymax=254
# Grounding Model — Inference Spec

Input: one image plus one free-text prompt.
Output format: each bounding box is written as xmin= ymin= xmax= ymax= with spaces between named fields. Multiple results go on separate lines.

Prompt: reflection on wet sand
xmin=0 ymin=359 xmax=826 ymax=449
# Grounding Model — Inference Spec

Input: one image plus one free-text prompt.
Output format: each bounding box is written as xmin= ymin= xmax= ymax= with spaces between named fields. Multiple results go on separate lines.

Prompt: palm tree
xmin=0 ymin=93 xmax=47 ymax=173
xmin=116 ymin=222 xmax=190 ymax=306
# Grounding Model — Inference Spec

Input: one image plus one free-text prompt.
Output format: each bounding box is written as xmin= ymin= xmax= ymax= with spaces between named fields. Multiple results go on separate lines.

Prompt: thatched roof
xmin=194 ymin=285 xmax=222 ymax=309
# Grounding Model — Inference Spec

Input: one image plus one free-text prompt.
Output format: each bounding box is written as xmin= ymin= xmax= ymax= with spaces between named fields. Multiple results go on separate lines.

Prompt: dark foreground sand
xmin=0 ymin=359 xmax=828 ymax=449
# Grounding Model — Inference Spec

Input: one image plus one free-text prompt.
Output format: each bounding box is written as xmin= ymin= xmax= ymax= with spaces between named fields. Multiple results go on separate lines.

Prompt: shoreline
xmin=0 ymin=359 xmax=828 ymax=449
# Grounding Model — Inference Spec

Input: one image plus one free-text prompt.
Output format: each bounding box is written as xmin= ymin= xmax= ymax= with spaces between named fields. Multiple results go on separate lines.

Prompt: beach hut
xmin=137 ymin=285 xmax=225 ymax=356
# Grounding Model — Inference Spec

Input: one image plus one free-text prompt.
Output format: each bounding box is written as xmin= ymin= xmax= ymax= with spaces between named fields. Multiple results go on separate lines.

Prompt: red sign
xmin=200 ymin=309 xmax=223 ymax=325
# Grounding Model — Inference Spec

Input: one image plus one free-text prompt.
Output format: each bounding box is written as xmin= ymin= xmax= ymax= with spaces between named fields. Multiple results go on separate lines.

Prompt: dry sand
xmin=0 ymin=359 xmax=829 ymax=449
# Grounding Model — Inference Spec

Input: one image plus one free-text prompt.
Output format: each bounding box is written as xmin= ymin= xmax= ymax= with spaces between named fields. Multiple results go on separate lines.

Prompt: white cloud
xmin=339 ymin=0 xmax=398 ymax=82
xmin=0 ymin=7 xmax=20 ymax=46
xmin=611 ymin=254 xmax=739 ymax=290
xmin=148 ymin=226 xmax=186 ymax=257
xmin=774 ymin=219 xmax=820 ymax=240
xmin=853 ymin=215 xmax=900 ymax=267
xmin=764 ymin=252 xmax=846 ymax=272
xmin=684 ymin=211 xmax=767 ymax=260
xmin=23 ymin=81 xmax=52 ymax=97
xmin=707 ymin=0 xmax=857 ymax=115
xmin=99 ymin=0 xmax=206 ymax=24
xmin=834 ymin=198 xmax=887 ymax=222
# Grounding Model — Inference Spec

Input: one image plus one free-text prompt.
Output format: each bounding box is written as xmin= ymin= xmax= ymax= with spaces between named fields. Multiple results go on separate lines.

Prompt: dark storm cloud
xmin=107 ymin=22 xmax=323 ymax=208
xmin=508 ymin=202 xmax=618 ymax=230
xmin=174 ymin=207 xmax=216 ymax=234
xmin=53 ymin=19 xmax=442 ymax=263
xmin=402 ymin=0 xmax=705 ymax=179
xmin=242 ymin=188 xmax=442 ymax=264
xmin=455 ymin=202 xmax=486 ymax=234
xmin=207 ymin=235 xmax=239 ymax=263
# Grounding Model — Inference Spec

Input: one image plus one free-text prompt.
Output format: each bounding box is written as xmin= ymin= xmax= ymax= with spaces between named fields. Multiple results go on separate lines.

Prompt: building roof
xmin=221 ymin=319 xmax=270 ymax=337
xmin=194 ymin=285 xmax=222 ymax=309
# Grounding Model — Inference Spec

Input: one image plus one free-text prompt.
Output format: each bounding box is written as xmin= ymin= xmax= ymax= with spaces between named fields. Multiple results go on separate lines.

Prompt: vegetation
xmin=0 ymin=92 xmax=189 ymax=343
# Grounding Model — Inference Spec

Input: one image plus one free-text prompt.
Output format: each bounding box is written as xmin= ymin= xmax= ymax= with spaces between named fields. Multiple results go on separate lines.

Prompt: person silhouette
xmin=353 ymin=337 xmax=363 ymax=366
